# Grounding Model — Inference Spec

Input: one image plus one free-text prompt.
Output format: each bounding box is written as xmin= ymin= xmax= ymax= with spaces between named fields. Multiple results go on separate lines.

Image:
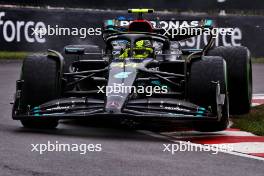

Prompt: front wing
xmin=12 ymin=97 xmax=221 ymax=123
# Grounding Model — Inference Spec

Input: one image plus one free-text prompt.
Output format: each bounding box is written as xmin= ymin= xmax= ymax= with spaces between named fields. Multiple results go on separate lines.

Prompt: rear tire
xmin=188 ymin=56 xmax=229 ymax=132
xmin=207 ymin=46 xmax=252 ymax=114
xmin=19 ymin=54 xmax=60 ymax=129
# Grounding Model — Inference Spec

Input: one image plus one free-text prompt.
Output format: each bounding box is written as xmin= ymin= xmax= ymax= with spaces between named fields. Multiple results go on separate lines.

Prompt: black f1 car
xmin=12 ymin=9 xmax=252 ymax=131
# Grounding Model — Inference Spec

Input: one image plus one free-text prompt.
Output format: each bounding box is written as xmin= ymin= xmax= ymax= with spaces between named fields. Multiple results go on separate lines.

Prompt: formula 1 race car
xmin=12 ymin=9 xmax=252 ymax=131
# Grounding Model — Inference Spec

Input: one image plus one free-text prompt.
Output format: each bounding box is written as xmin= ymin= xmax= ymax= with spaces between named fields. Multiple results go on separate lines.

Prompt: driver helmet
xmin=119 ymin=40 xmax=153 ymax=59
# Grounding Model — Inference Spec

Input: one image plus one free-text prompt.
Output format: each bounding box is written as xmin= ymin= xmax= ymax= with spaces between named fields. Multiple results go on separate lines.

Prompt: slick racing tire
xmin=19 ymin=54 xmax=60 ymax=129
xmin=207 ymin=46 xmax=252 ymax=115
xmin=188 ymin=56 xmax=229 ymax=132
xmin=62 ymin=44 xmax=101 ymax=73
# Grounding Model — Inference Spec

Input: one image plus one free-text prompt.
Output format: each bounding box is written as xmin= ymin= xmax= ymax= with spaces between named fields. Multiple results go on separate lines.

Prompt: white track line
xmin=138 ymin=130 xmax=264 ymax=161
xmin=252 ymin=103 xmax=261 ymax=107
xmin=253 ymin=93 xmax=264 ymax=96
xmin=161 ymin=130 xmax=256 ymax=137
xmin=252 ymin=94 xmax=264 ymax=107
xmin=221 ymin=142 xmax=264 ymax=153
xmin=253 ymin=94 xmax=264 ymax=99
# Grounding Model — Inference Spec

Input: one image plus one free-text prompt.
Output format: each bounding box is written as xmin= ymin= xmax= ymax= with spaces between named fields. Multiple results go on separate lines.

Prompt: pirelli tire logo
xmin=0 ymin=12 xmax=46 ymax=43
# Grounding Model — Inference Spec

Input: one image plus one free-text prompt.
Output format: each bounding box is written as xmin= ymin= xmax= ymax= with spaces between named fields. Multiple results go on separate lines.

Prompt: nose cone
xmin=104 ymin=61 xmax=137 ymax=113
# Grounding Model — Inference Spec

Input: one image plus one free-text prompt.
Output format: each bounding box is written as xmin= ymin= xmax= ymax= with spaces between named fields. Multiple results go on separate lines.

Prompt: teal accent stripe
xmin=205 ymin=19 xmax=213 ymax=26
xmin=197 ymin=111 xmax=204 ymax=114
xmin=198 ymin=107 xmax=206 ymax=111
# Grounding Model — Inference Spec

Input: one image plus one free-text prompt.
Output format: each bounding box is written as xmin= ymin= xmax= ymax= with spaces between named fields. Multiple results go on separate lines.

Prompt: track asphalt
xmin=0 ymin=60 xmax=263 ymax=176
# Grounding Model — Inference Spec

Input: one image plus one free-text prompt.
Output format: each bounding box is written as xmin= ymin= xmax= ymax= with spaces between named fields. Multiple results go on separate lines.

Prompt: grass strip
xmin=232 ymin=105 xmax=264 ymax=136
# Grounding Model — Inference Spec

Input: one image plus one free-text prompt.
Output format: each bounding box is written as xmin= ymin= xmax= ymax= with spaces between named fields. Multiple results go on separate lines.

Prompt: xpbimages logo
xmin=30 ymin=141 xmax=102 ymax=155
xmin=31 ymin=25 xmax=102 ymax=39
xmin=97 ymin=83 xmax=168 ymax=97
xmin=163 ymin=142 xmax=234 ymax=155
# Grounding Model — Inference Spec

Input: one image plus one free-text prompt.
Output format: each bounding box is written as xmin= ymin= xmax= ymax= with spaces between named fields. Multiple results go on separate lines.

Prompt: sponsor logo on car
xmin=46 ymin=106 xmax=70 ymax=111
xmin=115 ymin=19 xmax=201 ymax=29
xmin=114 ymin=72 xmax=132 ymax=78
xmin=164 ymin=106 xmax=191 ymax=112
xmin=112 ymin=63 xmax=139 ymax=68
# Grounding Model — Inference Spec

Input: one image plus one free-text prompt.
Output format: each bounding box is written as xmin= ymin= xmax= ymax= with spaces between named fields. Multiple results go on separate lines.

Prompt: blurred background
xmin=0 ymin=0 xmax=263 ymax=59
xmin=0 ymin=0 xmax=263 ymax=14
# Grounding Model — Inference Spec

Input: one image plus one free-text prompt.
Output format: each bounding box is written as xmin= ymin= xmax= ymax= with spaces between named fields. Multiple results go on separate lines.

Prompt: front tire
xmin=19 ymin=54 xmax=60 ymax=129
xmin=207 ymin=46 xmax=252 ymax=114
xmin=188 ymin=56 xmax=229 ymax=132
